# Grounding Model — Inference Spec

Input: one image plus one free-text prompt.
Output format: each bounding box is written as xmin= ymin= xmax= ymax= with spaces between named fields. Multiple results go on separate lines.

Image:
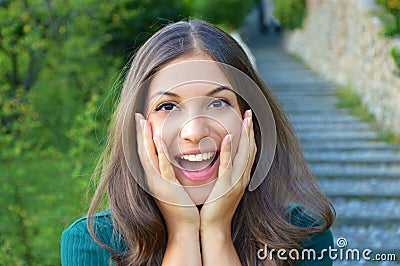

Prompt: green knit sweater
xmin=61 ymin=207 xmax=334 ymax=265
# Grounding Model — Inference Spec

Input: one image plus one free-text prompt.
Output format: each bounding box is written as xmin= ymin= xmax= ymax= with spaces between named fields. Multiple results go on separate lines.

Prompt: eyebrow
xmin=149 ymin=85 xmax=232 ymax=101
xmin=149 ymin=91 xmax=180 ymax=101
xmin=206 ymin=86 xmax=232 ymax=96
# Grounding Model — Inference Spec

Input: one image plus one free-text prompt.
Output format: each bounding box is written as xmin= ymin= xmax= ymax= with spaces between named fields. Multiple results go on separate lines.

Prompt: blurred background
xmin=1 ymin=0 xmax=399 ymax=265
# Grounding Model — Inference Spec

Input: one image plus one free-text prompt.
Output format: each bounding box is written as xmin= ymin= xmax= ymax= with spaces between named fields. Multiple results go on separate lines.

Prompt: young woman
xmin=61 ymin=20 xmax=335 ymax=266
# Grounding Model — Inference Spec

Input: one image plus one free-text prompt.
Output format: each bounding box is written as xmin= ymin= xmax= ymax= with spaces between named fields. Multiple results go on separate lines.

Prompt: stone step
xmin=279 ymin=95 xmax=339 ymax=106
xmin=302 ymin=140 xmax=399 ymax=152
xmin=331 ymin=198 xmax=400 ymax=224
xmin=269 ymin=83 xmax=336 ymax=91
xmin=301 ymin=141 xmax=399 ymax=152
xmin=298 ymin=130 xmax=378 ymax=139
xmin=298 ymin=131 xmax=379 ymax=142
xmin=331 ymin=225 xmax=400 ymax=256
xmin=280 ymin=106 xmax=343 ymax=113
xmin=304 ymin=150 xmax=400 ymax=164
xmin=334 ymin=217 xmax=400 ymax=227
xmin=310 ymin=163 xmax=400 ymax=179
xmin=261 ymin=70 xmax=326 ymax=82
xmin=272 ymin=89 xmax=336 ymax=97
xmin=256 ymin=62 xmax=305 ymax=70
xmin=263 ymin=76 xmax=330 ymax=84
xmin=281 ymin=99 xmax=337 ymax=106
xmin=310 ymin=163 xmax=400 ymax=182
xmin=294 ymin=122 xmax=371 ymax=131
xmin=280 ymin=101 xmax=338 ymax=108
xmin=273 ymin=90 xmax=335 ymax=97
xmin=283 ymin=105 xmax=339 ymax=113
xmin=288 ymin=114 xmax=362 ymax=124
xmin=288 ymin=112 xmax=355 ymax=120
xmin=254 ymin=55 xmax=297 ymax=65
xmin=319 ymin=178 xmax=400 ymax=198
xmin=255 ymin=55 xmax=294 ymax=62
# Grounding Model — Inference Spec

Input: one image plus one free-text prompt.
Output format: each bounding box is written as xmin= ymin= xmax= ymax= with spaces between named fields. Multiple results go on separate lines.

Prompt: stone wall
xmin=284 ymin=0 xmax=400 ymax=133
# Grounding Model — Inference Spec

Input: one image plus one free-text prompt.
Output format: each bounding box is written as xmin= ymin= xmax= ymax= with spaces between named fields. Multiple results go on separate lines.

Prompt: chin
xmin=183 ymin=180 xmax=217 ymax=205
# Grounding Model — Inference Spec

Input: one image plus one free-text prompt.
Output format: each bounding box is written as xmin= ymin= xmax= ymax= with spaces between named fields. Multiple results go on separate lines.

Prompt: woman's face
xmin=144 ymin=54 xmax=243 ymax=204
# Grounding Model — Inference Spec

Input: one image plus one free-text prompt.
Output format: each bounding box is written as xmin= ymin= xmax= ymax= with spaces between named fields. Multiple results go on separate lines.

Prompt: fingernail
xmin=140 ymin=119 xmax=146 ymax=130
xmin=247 ymin=109 xmax=252 ymax=118
xmin=246 ymin=117 xmax=251 ymax=128
xmin=227 ymin=134 xmax=233 ymax=143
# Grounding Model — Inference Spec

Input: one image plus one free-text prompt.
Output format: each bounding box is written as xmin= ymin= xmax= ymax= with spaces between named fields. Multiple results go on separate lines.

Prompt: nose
xmin=179 ymin=117 xmax=210 ymax=143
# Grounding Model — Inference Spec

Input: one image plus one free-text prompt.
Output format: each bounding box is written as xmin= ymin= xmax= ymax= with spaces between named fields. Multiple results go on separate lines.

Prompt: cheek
xmin=148 ymin=116 xmax=180 ymax=144
xmin=215 ymin=112 xmax=242 ymax=153
xmin=230 ymin=121 xmax=243 ymax=155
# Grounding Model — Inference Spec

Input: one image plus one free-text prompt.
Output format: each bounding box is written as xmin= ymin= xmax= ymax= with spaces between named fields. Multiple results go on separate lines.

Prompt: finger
xmin=135 ymin=114 xmax=158 ymax=174
xmin=249 ymin=112 xmax=257 ymax=164
xmin=135 ymin=113 xmax=148 ymax=161
xmin=247 ymin=110 xmax=256 ymax=157
xmin=242 ymin=111 xmax=256 ymax=186
xmin=218 ymin=134 xmax=233 ymax=184
xmin=231 ymin=112 xmax=251 ymax=182
xmin=142 ymin=120 xmax=157 ymax=161
xmin=153 ymin=137 xmax=176 ymax=183
xmin=142 ymin=119 xmax=159 ymax=171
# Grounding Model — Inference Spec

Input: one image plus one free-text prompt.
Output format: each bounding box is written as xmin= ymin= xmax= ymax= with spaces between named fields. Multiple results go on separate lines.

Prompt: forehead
xmin=148 ymin=56 xmax=232 ymax=97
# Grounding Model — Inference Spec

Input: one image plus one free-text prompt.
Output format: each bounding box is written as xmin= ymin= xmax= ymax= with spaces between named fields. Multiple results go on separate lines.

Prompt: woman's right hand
xmin=135 ymin=113 xmax=200 ymax=235
xmin=136 ymin=113 xmax=201 ymax=265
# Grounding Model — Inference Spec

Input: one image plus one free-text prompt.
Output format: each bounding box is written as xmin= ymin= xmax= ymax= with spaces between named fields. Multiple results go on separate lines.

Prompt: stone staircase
xmin=244 ymin=28 xmax=400 ymax=265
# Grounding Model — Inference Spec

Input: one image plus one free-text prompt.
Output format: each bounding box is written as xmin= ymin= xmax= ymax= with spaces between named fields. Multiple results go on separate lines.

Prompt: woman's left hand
xmin=199 ymin=110 xmax=256 ymax=265
xmin=200 ymin=109 xmax=257 ymax=232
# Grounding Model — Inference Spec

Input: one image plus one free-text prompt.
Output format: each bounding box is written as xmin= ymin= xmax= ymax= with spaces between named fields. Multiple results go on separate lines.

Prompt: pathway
xmin=241 ymin=11 xmax=400 ymax=266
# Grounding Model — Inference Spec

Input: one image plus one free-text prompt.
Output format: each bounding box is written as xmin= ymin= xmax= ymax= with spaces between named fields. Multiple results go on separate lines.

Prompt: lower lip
xmin=178 ymin=157 xmax=219 ymax=182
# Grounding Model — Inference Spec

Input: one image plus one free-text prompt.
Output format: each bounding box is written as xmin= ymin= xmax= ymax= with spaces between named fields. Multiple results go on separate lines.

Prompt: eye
xmin=155 ymin=102 xmax=180 ymax=112
xmin=207 ymin=98 xmax=231 ymax=109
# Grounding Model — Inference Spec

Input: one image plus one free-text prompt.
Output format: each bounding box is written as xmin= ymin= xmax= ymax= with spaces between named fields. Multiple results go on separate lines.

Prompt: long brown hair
xmin=87 ymin=20 xmax=335 ymax=265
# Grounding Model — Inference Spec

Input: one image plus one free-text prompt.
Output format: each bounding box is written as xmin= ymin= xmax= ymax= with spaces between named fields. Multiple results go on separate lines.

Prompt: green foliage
xmin=390 ymin=46 xmax=400 ymax=69
xmin=0 ymin=0 xmax=188 ymax=263
xmin=273 ymin=0 xmax=306 ymax=30
xmin=0 ymin=0 xmax=50 ymax=92
xmin=191 ymin=0 xmax=254 ymax=30
xmin=374 ymin=1 xmax=400 ymax=71
xmin=0 ymin=0 xmax=188 ymax=158
xmin=101 ymin=0 xmax=188 ymax=58
xmin=0 ymin=85 xmax=39 ymax=160
xmin=375 ymin=0 xmax=400 ymax=36
xmin=66 ymin=93 xmax=104 ymax=156
xmin=335 ymin=86 xmax=400 ymax=144
xmin=0 ymin=0 xmax=56 ymax=160
xmin=0 ymin=155 xmax=95 ymax=265
xmin=334 ymin=86 xmax=375 ymax=123
xmin=378 ymin=130 xmax=400 ymax=144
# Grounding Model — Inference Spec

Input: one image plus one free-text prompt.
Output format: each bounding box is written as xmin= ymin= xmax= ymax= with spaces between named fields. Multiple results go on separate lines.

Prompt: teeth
xmin=180 ymin=152 xmax=215 ymax=162
xmin=195 ymin=154 xmax=202 ymax=161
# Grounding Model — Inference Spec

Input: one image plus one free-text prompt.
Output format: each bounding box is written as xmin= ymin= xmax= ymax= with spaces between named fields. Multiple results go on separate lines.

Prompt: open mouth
xmin=175 ymin=151 xmax=220 ymax=181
